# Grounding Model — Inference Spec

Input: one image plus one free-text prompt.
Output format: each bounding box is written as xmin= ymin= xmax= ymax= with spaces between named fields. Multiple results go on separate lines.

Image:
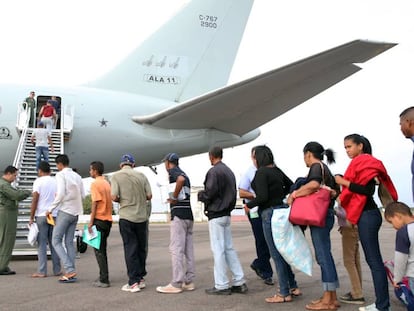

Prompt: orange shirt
xmin=90 ymin=176 xmax=113 ymax=221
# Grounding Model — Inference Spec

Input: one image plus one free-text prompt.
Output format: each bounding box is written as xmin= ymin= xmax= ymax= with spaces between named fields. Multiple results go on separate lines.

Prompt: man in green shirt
xmin=0 ymin=166 xmax=31 ymax=275
xmin=111 ymin=154 xmax=152 ymax=293
xmin=24 ymin=91 xmax=36 ymax=128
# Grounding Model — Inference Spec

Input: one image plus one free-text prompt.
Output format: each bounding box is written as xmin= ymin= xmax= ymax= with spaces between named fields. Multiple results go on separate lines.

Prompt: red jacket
xmin=339 ymin=154 xmax=398 ymax=224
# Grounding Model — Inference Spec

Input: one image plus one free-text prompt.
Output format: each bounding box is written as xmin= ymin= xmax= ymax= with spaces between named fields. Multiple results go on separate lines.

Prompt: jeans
xmin=248 ymin=213 xmax=273 ymax=279
xmin=208 ymin=216 xmax=245 ymax=290
xmin=35 ymin=146 xmax=49 ymax=170
xmin=409 ymin=277 xmax=414 ymax=293
xmin=170 ymin=217 xmax=195 ymax=287
xmin=261 ymin=207 xmax=298 ymax=296
xmin=358 ymin=208 xmax=390 ymax=311
xmin=52 ymin=211 xmax=78 ymax=274
xmin=93 ymin=219 xmax=112 ymax=284
xmin=119 ymin=219 xmax=148 ymax=285
xmin=309 ymin=209 xmax=339 ymax=291
xmin=36 ymin=216 xmax=60 ymax=275
xmin=341 ymin=225 xmax=363 ymax=298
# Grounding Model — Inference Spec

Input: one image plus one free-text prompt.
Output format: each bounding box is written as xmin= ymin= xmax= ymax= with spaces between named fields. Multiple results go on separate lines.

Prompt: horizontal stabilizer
xmin=132 ymin=40 xmax=396 ymax=135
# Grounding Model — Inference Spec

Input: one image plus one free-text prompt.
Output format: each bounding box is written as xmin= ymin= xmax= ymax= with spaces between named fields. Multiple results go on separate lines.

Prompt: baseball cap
xmin=37 ymin=121 xmax=44 ymax=127
xmin=162 ymin=152 xmax=179 ymax=162
xmin=120 ymin=154 xmax=135 ymax=165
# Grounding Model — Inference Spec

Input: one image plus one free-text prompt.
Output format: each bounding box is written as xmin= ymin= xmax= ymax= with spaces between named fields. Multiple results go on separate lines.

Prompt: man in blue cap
xmin=111 ymin=154 xmax=152 ymax=293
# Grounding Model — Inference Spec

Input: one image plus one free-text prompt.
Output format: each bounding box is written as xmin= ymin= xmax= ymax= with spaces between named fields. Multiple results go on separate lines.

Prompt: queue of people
xmin=1 ymin=105 xmax=414 ymax=311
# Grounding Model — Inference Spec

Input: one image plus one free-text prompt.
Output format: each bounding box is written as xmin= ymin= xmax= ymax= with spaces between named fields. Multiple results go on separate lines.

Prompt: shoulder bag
xmin=289 ymin=162 xmax=331 ymax=227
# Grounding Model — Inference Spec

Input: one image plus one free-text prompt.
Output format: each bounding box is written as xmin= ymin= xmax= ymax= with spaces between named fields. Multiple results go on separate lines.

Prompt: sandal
xmin=31 ymin=273 xmax=46 ymax=278
xmin=265 ymin=294 xmax=292 ymax=303
xmin=290 ymin=288 xmax=302 ymax=296
xmin=310 ymin=298 xmax=340 ymax=308
xmin=306 ymin=300 xmax=338 ymax=310
xmin=63 ymin=272 xmax=77 ymax=279
xmin=58 ymin=275 xmax=77 ymax=283
xmin=58 ymin=272 xmax=77 ymax=283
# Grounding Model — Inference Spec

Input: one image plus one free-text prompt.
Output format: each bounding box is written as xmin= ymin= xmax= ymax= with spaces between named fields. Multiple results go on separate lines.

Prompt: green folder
xmin=82 ymin=225 xmax=101 ymax=249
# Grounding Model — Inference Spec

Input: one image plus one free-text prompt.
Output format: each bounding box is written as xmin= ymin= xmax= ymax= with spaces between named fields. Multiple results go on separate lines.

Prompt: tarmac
xmin=0 ymin=218 xmax=407 ymax=311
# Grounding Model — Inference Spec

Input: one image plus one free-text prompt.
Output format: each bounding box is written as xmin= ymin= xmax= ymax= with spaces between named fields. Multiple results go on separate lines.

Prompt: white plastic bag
xmin=168 ymin=182 xmax=186 ymax=201
xmin=27 ymin=223 xmax=39 ymax=246
xmin=271 ymin=207 xmax=313 ymax=276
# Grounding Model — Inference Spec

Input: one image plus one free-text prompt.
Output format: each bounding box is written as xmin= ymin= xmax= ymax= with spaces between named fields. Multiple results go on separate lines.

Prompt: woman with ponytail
xmin=287 ymin=141 xmax=340 ymax=310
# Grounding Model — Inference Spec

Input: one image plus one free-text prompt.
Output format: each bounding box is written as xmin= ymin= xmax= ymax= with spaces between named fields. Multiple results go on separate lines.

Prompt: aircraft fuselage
xmin=0 ymin=84 xmax=259 ymax=176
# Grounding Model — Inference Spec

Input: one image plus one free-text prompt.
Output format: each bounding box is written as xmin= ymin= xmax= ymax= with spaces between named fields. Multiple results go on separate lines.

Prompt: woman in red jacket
xmin=335 ymin=134 xmax=397 ymax=311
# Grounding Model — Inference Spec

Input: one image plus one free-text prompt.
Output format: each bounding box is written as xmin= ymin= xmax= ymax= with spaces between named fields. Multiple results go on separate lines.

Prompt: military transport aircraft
xmin=0 ymin=0 xmax=396 ymax=177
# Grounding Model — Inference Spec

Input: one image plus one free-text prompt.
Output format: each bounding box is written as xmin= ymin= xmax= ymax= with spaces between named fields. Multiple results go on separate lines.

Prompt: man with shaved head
xmin=400 ymin=106 xmax=414 ymax=202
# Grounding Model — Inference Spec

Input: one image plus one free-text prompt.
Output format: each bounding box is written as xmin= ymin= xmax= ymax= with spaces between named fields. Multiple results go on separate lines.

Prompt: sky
xmin=1 ymin=0 xmax=414 ymax=205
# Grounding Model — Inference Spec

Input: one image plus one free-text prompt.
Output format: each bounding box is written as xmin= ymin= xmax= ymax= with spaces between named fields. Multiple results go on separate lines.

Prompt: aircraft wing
xmin=132 ymin=40 xmax=396 ymax=136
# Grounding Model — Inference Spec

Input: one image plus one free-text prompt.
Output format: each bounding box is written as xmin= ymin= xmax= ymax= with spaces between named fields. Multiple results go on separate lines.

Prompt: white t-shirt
xmin=33 ymin=175 xmax=57 ymax=216
xmin=31 ymin=128 xmax=50 ymax=147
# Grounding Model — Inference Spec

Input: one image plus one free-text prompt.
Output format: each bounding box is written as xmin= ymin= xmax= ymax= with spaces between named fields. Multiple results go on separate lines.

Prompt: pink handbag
xmin=289 ymin=163 xmax=331 ymax=227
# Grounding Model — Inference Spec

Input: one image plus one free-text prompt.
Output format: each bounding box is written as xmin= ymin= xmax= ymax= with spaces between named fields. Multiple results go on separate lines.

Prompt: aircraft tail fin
xmin=87 ymin=0 xmax=254 ymax=102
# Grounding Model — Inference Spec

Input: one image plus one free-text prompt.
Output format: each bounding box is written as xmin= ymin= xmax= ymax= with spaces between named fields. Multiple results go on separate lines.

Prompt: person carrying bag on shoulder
xmin=287 ymin=141 xmax=340 ymax=311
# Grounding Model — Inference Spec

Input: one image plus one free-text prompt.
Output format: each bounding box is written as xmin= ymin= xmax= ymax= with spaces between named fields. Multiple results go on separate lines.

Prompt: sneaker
xmin=182 ymin=282 xmax=195 ymax=291
xmin=205 ymin=287 xmax=231 ymax=295
xmin=339 ymin=292 xmax=351 ymax=300
xmin=138 ymin=279 xmax=146 ymax=289
xmin=156 ymin=283 xmax=183 ymax=294
xmin=264 ymin=278 xmax=274 ymax=286
xmin=338 ymin=292 xmax=365 ymax=305
xmin=93 ymin=281 xmax=110 ymax=288
xmin=250 ymin=264 xmax=264 ymax=279
xmin=121 ymin=283 xmax=140 ymax=293
xmin=230 ymin=283 xmax=248 ymax=294
xmin=358 ymin=303 xmax=381 ymax=311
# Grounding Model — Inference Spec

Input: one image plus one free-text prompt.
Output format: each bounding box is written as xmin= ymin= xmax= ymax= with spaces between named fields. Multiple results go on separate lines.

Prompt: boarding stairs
xmin=12 ymin=116 xmax=65 ymax=254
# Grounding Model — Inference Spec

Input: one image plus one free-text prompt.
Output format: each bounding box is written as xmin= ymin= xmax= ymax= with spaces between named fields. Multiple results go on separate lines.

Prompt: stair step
xmin=13 ymin=127 xmax=65 ymax=255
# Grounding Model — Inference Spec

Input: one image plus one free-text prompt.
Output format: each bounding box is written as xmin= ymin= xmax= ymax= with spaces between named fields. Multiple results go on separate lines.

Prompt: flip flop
xmin=62 ymin=272 xmax=77 ymax=279
xmin=310 ymin=298 xmax=340 ymax=308
xmin=305 ymin=300 xmax=338 ymax=310
xmin=58 ymin=276 xmax=77 ymax=283
xmin=31 ymin=273 xmax=46 ymax=278
xmin=290 ymin=288 xmax=302 ymax=296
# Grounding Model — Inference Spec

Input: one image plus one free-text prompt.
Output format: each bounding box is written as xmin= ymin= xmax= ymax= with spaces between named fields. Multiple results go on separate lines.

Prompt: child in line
xmin=384 ymin=201 xmax=414 ymax=290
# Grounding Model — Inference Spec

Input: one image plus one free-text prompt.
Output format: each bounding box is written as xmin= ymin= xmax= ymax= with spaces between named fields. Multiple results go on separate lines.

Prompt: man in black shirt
xmin=156 ymin=153 xmax=195 ymax=294
xmin=198 ymin=146 xmax=248 ymax=295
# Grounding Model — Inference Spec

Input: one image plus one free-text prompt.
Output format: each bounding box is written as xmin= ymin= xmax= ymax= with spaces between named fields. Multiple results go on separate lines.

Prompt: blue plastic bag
xmin=271 ymin=206 xmax=313 ymax=276
xmin=384 ymin=260 xmax=414 ymax=310
xmin=395 ymin=283 xmax=414 ymax=311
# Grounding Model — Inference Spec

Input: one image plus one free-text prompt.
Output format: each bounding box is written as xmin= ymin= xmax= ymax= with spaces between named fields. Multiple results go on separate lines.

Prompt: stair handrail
xmin=59 ymin=125 xmax=64 ymax=154
xmin=12 ymin=108 xmax=31 ymax=186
